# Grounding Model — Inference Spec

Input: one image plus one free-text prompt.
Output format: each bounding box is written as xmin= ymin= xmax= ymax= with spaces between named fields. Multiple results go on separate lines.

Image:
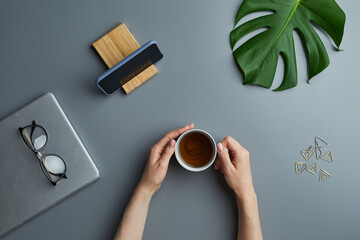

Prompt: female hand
xmin=139 ymin=123 xmax=195 ymax=195
xmin=215 ymin=136 xmax=255 ymax=199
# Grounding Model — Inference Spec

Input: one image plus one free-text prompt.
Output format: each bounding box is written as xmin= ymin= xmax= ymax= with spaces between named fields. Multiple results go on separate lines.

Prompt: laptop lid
xmin=0 ymin=93 xmax=100 ymax=238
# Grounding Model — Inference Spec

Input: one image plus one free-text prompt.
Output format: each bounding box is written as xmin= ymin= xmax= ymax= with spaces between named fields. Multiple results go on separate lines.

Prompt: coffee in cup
xmin=175 ymin=129 xmax=216 ymax=172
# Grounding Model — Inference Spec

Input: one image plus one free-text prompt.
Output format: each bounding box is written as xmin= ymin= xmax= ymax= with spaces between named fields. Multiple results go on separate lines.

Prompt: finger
xmin=214 ymin=158 xmax=220 ymax=170
xmin=158 ymin=139 xmax=176 ymax=165
xmin=220 ymin=136 xmax=242 ymax=150
xmin=155 ymin=123 xmax=194 ymax=149
xmin=214 ymin=153 xmax=226 ymax=170
xmin=220 ymin=136 xmax=247 ymax=157
xmin=214 ymin=158 xmax=224 ymax=170
xmin=216 ymin=142 xmax=234 ymax=172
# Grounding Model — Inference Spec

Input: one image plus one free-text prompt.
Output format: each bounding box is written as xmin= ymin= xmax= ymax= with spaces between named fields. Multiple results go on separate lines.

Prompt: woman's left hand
xmin=139 ymin=123 xmax=194 ymax=194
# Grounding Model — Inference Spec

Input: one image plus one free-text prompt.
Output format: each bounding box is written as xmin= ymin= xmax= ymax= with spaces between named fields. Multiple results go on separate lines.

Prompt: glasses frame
xmin=19 ymin=120 xmax=67 ymax=186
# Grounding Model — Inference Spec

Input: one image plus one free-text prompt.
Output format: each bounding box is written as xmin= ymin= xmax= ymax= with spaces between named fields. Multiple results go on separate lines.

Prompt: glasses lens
xmin=22 ymin=125 xmax=47 ymax=151
xmin=42 ymin=155 xmax=66 ymax=177
xmin=31 ymin=127 xmax=47 ymax=150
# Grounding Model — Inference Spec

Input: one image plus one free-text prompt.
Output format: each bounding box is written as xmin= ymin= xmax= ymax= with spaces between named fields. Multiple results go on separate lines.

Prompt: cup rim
xmin=175 ymin=129 xmax=217 ymax=172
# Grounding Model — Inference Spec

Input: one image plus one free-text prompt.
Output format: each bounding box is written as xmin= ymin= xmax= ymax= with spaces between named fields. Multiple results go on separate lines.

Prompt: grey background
xmin=0 ymin=0 xmax=359 ymax=239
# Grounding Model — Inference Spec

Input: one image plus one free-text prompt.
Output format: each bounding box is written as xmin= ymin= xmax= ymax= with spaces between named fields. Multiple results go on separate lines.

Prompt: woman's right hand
xmin=215 ymin=136 xmax=255 ymax=199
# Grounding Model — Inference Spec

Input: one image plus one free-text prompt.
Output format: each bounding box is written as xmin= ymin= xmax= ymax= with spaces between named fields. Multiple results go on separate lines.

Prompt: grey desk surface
xmin=0 ymin=0 xmax=359 ymax=239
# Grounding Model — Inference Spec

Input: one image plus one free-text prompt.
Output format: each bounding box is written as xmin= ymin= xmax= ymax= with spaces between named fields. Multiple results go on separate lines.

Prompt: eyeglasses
xmin=19 ymin=120 xmax=67 ymax=186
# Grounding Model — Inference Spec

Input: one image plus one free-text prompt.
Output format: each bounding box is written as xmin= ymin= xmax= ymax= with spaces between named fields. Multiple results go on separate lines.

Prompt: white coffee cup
xmin=175 ymin=129 xmax=217 ymax=172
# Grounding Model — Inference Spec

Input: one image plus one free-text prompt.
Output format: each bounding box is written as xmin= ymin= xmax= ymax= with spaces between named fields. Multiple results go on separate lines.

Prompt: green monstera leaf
xmin=230 ymin=0 xmax=345 ymax=91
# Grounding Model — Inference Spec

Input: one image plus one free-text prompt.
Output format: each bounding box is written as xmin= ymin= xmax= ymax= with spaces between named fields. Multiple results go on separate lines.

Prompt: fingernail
xmin=169 ymin=139 xmax=176 ymax=147
xmin=217 ymin=143 xmax=224 ymax=152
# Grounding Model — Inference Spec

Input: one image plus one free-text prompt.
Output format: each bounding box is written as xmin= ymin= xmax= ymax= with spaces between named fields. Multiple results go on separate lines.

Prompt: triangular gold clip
xmin=320 ymin=151 xmax=333 ymax=163
xmin=300 ymin=148 xmax=314 ymax=161
xmin=295 ymin=162 xmax=306 ymax=174
xmin=315 ymin=137 xmax=327 ymax=159
xmin=306 ymin=162 xmax=317 ymax=175
xmin=315 ymin=136 xmax=328 ymax=148
xmin=319 ymin=169 xmax=331 ymax=182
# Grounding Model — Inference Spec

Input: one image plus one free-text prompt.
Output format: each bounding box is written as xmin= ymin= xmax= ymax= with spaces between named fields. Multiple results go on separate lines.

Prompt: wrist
xmin=235 ymin=187 xmax=257 ymax=204
xmin=137 ymin=181 xmax=157 ymax=197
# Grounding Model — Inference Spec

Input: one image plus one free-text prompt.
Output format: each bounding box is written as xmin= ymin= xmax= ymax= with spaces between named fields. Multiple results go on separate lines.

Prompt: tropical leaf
xmin=230 ymin=0 xmax=345 ymax=91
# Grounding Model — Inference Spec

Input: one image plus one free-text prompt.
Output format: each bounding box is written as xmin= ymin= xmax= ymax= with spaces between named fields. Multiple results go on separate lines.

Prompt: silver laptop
xmin=0 ymin=93 xmax=100 ymax=238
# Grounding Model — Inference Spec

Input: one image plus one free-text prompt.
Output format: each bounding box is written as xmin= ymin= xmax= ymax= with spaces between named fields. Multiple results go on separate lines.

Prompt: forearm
xmin=113 ymin=184 xmax=154 ymax=240
xmin=236 ymin=190 xmax=263 ymax=240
